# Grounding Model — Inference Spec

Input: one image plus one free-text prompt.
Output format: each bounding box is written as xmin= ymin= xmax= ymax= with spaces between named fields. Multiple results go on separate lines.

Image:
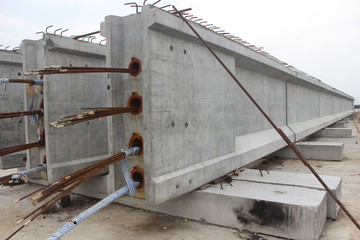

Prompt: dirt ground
xmin=1 ymin=119 xmax=359 ymax=240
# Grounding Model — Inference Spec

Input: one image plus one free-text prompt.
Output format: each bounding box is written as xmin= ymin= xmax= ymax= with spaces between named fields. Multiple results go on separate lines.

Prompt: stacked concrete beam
xmin=0 ymin=50 xmax=26 ymax=169
xmin=21 ymin=34 xmax=110 ymax=192
xmin=100 ymin=6 xmax=354 ymax=205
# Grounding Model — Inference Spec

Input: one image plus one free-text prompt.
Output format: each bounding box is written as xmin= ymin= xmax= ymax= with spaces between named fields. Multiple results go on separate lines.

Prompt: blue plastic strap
xmin=0 ymin=78 xmax=9 ymax=91
xmin=122 ymin=159 xmax=136 ymax=196
xmin=33 ymin=79 xmax=43 ymax=85
xmin=11 ymin=164 xmax=47 ymax=180
xmin=47 ymin=148 xmax=140 ymax=240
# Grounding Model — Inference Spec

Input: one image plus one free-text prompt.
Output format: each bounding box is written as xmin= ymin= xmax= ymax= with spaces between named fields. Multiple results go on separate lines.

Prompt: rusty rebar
xmin=49 ymin=106 xmax=138 ymax=128
xmin=172 ymin=5 xmax=360 ymax=231
xmin=24 ymin=58 xmax=141 ymax=77
xmin=0 ymin=174 xmax=14 ymax=185
xmin=6 ymin=152 xmax=130 ymax=240
xmin=7 ymin=79 xmax=37 ymax=84
xmin=0 ymin=141 xmax=45 ymax=157
xmin=71 ymin=31 xmax=100 ymax=40
xmin=0 ymin=110 xmax=42 ymax=119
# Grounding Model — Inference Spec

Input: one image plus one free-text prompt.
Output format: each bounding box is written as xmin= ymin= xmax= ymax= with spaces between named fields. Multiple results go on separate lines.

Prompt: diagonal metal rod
xmin=172 ymin=5 xmax=360 ymax=230
xmin=71 ymin=31 xmax=100 ymax=40
xmin=0 ymin=141 xmax=45 ymax=157
xmin=0 ymin=110 xmax=43 ymax=119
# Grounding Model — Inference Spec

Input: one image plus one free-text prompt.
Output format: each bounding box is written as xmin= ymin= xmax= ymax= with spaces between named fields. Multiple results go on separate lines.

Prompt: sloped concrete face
xmin=0 ymin=50 xmax=26 ymax=169
xmin=313 ymin=128 xmax=352 ymax=138
xmin=274 ymin=141 xmax=344 ymax=161
xmin=101 ymin=6 xmax=354 ymax=205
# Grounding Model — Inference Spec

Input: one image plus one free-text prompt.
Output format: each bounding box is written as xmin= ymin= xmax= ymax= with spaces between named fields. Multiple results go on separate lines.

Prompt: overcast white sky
xmin=1 ymin=0 xmax=359 ymax=104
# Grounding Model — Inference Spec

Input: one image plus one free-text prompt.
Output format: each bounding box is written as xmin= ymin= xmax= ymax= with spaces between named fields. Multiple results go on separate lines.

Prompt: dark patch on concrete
xmin=234 ymin=200 xmax=291 ymax=228
xmin=249 ymin=201 xmax=285 ymax=226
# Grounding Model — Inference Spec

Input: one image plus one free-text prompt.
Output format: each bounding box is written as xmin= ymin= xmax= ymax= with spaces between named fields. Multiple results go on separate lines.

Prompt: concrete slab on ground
xmin=159 ymin=181 xmax=327 ymax=240
xmin=234 ymin=168 xmax=341 ymax=219
xmin=118 ymin=179 xmax=328 ymax=240
xmin=313 ymin=128 xmax=352 ymax=138
xmin=274 ymin=141 xmax=344 ymax=161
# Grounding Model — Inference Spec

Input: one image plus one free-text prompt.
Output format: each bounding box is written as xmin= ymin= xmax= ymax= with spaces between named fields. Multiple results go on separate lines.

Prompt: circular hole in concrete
xmin=184 ymin=50 xmax=187 ymax=54
xmin=170 ymin=46 xmax=173 ymax=51
xmin=18 ymin=72 xmax=21 ymax=76
xmin=129 ymin=58 xmax=141 ymax=77
xmin=171 ymin=121 xmax=175 ymax=127
xmin=176 ymin=184 xmax=180 ymax=189
xmin=107 ymin=85 xmax=110 ymax=90
xmin=131 ymin=167 xmax=144 ymax=189
xmin=185 ymin=122 xmax=188 ymax=128
xmin=129 ymin=133 xmax=144 ymax=155
xmin=127 ymin=92 xmax=142 ymax=115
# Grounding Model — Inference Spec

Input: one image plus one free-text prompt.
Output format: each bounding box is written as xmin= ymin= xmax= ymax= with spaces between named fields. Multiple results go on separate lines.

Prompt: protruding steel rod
xmin=0 ymin=110 xmax=42 ymax=119
xmin=71 ymin=31 xmax=100 ymax=40
xmin=0 ymin=141 xmax=45 ymax=157
xmin=49 ymin=106 xmax=138 ymax=128
xmin=25 ymin=58 xmax=141 ymax=77
xmin=0 ymin=78 xmax=43 ymax=85
xmin=6 ymin=148 xmax=140 ymax=240
xmin=172 ymin=5 xmax=360 ymax=231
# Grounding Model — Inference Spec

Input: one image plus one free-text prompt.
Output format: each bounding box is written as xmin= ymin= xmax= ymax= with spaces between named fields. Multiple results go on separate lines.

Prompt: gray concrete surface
xmin=0 ymin=151 xmax=27 ymax=169
xmin=21 ymin=34 xmax=109 ymax=196
xmin=233 ymin=169 xmax=342 ymax=220
xmin=101 ymin=6 xmax=354 ymax=205
xmin=274 ymin=141 xmax=344 ymax=161
xmin=329 ymin=121 xmax=346 ymax=128
xmin=313 ymin=128 xmax=353 ymax=138
xmin=0 ymin=117 xmax=359 ymax=240
xmin=148 ymin=181 xmax=328 ymax=239
xmin=0 ymin=49 xmax=26 ymax=169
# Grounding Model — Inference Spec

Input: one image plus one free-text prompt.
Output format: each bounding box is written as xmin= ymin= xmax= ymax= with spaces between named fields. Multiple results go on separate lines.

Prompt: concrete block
xmin=118 ymin=179 xmax=327 ymax=240
xmin=329 ymin=121 xmax=346 ymax=128
xmin=313 ymin=128 xmax=352 ymax=138
xmin=274 ymin=141 xmax=344 ymax=161
xmin=233 ymin=169 xmax=341 ymax=220
xmin=0 ymin=152 xmax=26 ymax=169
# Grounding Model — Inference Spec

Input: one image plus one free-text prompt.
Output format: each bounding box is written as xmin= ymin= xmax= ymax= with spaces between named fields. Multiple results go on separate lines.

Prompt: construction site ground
xmin=0 ymin=119 xmax=359 ymax=240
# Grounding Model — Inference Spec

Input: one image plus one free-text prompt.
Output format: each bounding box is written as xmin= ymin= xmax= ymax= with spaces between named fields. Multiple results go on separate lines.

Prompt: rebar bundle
xmin=24 ymin=58 xmax=141 ymax=77
xmin=0 ymin=165 xmax=46 ymax=186
xmin=0 ymin=140 xmax=45 ymax=157
xmin=25 ymin=66 xmax=132 ymax=75
xmin=49 ymin=106 xmax=138 ymax=128
xmin=6 ymin=147 xmax=139 ymax=240
xmin=0 ymin=78 xmax=43 ymax=85
xmin=0 ymin=110 xmax=43 ymax=119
